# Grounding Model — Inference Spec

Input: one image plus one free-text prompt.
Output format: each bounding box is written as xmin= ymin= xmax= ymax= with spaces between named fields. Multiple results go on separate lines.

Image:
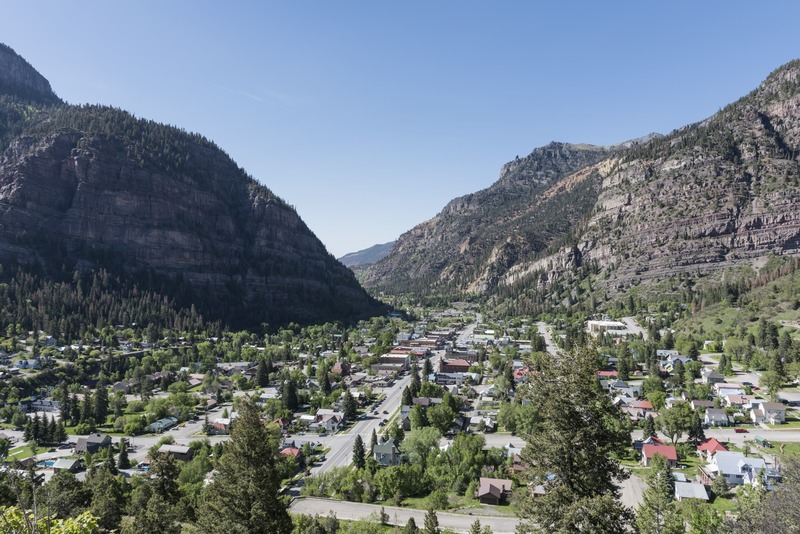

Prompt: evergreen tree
xmin=80 ymin=392 xmax=93 ymax=424
xmin=55 ymin=421 xmax=67 ymax=444
xmin=636 ymin=454 xmax=683 ymax=534
xmin=256 ymin=360 xmax=269 ymax=387
xmin=370 ymin=429 xmax=378 ymax=452
xmin=404 ymin=516 xmax=419 ymax=534
xmin=424 ymin=508 xmax=440 ymax=534
xmin=89 ymin=466 xmax=125 ymax=531
xmin=342 ymin=389 xmax=358 ymax=421
xmin=687 ymin=410 xmax=705 ymax=447
xmin=642 ymin=415 xmax=656 ymax=438
xmin=422 ymin=358 xmax=433 ymax=378
xmin=617 ymin=356 xmax=630 ymax=381
xmin=70 ymin=393 xmax=80 ymax=425
xmin=197 ymin=398 xmax=291 ymax=533
xmin=352 ymin=434 xmax=366 ymax=470
xmin=410 ymin=366 xmax=421 ymax=397
xmin=94 ymin=379 xmax=109 ymax=425
xmin=118 ymin=438 xmax=131 ymax=469
xmin=402 ymin=386 xmax=413 ymax=406
xmin=517 ymin=345 xmax=634 ymax=533
xmin=282 ymin=379 xmax=298 ymax=411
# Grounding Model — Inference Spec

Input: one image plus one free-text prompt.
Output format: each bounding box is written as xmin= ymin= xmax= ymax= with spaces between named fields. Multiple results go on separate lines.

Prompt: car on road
xmin=383 ymin=410 xmax=388 ymax=414
xmin=742 ymin=381 xmax=752 ymax=386
xmin=734 ymin=428 xmax=748 ymax=433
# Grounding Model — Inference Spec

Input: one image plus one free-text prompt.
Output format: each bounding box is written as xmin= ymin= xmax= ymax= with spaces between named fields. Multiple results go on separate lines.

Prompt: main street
xmin=312 ymin=368 xmax=414 ymax=475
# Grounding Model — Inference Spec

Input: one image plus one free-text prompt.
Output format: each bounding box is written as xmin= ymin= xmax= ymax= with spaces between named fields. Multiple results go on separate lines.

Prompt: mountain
xmin=365 ymin=59 xmax=800 ymax=308
xmin=338 ymin=241 xmax=396 ymax=267
xmin=0 ymin=44 xmax=383 ymax=328
xmin=363 ymin=142 xmax=615 ymax=294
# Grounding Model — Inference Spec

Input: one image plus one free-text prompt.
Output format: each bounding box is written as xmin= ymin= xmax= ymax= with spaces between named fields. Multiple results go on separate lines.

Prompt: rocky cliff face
xmin=0 ymin=45 xmax=381 ymax=326
xmin=363 ymin=142 xmax=613 ymax=293
xmin=0 ymin=44 xmax=59 ymax=104
xmin=511 ymin=59 xmax=800 ymax=294
xmin=366 ymin=60 xmax=800 ymax=302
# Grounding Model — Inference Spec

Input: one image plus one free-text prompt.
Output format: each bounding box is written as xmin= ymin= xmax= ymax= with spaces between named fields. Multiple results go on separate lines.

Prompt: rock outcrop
xmin=366 ymin=59 xmax=800 ymax=301
xmin=0 ymin=45 xmax=382 ymax=327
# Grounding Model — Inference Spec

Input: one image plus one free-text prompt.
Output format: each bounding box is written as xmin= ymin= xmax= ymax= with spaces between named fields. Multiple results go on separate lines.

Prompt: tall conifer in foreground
xmin=517 ymin=344 xmax=634 ymax=533
xmin=197 ymin=397 xmax=291 ymax=533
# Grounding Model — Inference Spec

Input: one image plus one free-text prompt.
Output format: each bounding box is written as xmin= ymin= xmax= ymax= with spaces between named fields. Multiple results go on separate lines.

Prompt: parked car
xmin=734 ymin=428 xmax=748 ymax=433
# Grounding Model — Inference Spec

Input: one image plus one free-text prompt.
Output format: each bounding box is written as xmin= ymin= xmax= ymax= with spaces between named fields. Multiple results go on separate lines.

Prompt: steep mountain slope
xmin=0 ymin=44 xmax=382 ymax=327
xmin=506 ymin=59 xmax=800 ymax=295
xmin=363 ymin=142 xmax=614 ymax=293
xmin=338 ymin=241 xmax=396 ymax=267
xmin=365 ymin=60 xmax=800 ymax=305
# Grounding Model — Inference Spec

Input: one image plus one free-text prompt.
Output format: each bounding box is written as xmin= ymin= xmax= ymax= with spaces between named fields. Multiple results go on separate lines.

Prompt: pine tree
xmin=342 ymin=389 xmax=357 ymax=421
xmin=636 ymin=454 xmax=683 ymax=534
xmin=197 ymin=398 xmax=291 ymax=533
xmin=370 ymin=428 xmax=378 ymax=452
xmin=687 ymin=410 xmax=705 ymax=447
xmin=642 ymin=415 xmax=656 ymax=438
xmin=55 ymin=421 xmax=67 ymax=444
xmin=118 ymin=437 xmax=131 ymax=469
xmin=404 ymin=516 xmax=419 ymax=534
xmin=256 ymin=360 xmax=269 ymax=387
xmin=89 ymin=466 xmax=125 ymax=531
xmin=402 ymin=386 xmax=413 ymax=406
xmin=424 ymin=508 xmax=440 ymax=534
xmin=352 ymin=434 xmax=366 ymax=470
xmin=282 ymin=379 xmax=298 ymax=410
xmin=94 ymin=379 xmax=109 ymax=425
xmin=517 ymin=345 xmax=634 ymax=533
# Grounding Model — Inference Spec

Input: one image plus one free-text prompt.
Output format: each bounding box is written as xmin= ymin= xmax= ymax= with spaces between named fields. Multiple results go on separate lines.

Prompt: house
xmin=641 ymin=444 xmax=678 ymax=467
xmin=750 ymin=402 xmax=786 ymax=424
xmin=468 ymin=415 xmax=496 ymax=433
xmin=690 ymin=400 xmax=715 ymax=411
xmin=477 ymin=477 xmax=513 ymax=505
xmin=158 ymin=444 xmax=194 ymax=462
xmin=373 ymin=437 xmax=401 ymax=467
xmin=52 ymin=458 xmax=81 ymax=473
xmin=674 ymin=481 xmax=709 ymax=501
xmin=75 ymin=433 xmax=112 ymax=454
xmin=210 ymin=418 xmax=232 ymax=435
xmin=708 ymin=451 xmax=767 ymax=486
xmin=702 ymin=370 xmax=725 ymax=385
xmin=147 ymin=416 xmax=179 ymax=434
xmin=697 ymin=437 xmax=728 ymax=460
xmin=704 ymin=408 xmax=731 ymax=427
xmin=724 ymin=395 xmax=755 ymax=409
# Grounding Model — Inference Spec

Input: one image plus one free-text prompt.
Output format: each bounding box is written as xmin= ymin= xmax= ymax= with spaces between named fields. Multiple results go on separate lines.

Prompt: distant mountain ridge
xmin=363 ymin=141 xmax=615 ymax=293
xmin=0 ymin=44 xmax=383 ymax=327
xmin=338 ymin=241 xmax=396 ymax=267
xmin=364 ymin=59 xmax=800 ymax=307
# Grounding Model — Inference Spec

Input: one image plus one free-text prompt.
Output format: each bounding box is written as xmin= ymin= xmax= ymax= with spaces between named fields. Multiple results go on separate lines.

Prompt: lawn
xmin=767 ymin=416 xmax=800 ymax=429
xmin=708 ymin=495 xmax=738 ymax=513
xmin=755 ymin=441 xmax=800 ymax=457
xmin=7 ymin=445 xmax=48 ymax=461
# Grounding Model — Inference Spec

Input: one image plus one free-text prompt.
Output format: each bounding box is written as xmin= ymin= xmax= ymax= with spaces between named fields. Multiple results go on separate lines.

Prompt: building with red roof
xmin=697 ymin=438 xmax=727 ymax=459
xmin=440 ymin=358 xmax=472 ymax=373
xmin=642 ymin=444 xmax=678 ymax=467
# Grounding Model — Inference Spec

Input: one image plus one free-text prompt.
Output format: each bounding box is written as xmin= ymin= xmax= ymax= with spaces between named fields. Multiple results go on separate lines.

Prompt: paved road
xmin=290 ymin=497 xmax=519 ymax=534
xmin=535 ymin=322 xmax=559 ymax=356
xmin=319 ymin=374 xmax=412 ymax=474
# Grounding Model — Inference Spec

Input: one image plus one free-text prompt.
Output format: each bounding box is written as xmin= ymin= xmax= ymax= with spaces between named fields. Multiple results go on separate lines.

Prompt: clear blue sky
xmin=2 ymin=2 xmax=799 ymax=257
